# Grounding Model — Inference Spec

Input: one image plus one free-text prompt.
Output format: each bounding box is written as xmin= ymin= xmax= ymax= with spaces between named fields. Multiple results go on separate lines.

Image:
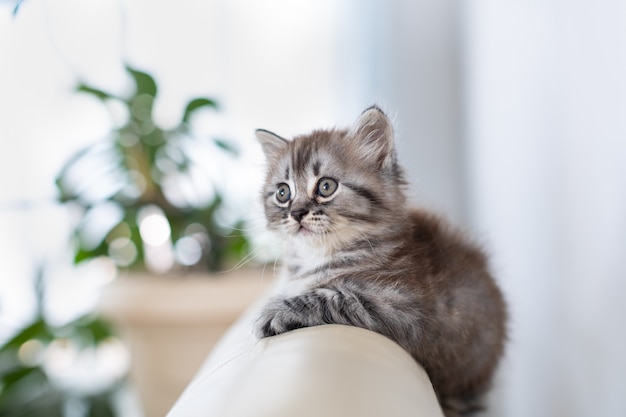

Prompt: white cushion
xmin=167 ymin=310 xmax=444 ymax=417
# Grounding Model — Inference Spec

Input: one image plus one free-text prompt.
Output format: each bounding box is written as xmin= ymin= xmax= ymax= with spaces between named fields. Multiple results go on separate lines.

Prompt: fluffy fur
xmin=254 ymin=106 xmax=507 ymax=416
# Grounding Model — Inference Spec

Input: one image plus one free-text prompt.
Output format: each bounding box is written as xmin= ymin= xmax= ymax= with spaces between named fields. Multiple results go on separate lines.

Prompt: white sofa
xmin=167 ymin=303 xmax=445 ymax=417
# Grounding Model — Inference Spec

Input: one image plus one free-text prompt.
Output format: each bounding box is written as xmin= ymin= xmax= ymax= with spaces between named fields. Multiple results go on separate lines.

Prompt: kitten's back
xmin=399 ymin=209 xmax=507 ymax=404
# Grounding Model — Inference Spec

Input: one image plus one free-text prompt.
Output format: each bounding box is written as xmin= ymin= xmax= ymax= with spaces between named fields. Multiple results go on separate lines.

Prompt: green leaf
xmin=74 ymin=240 xmax=109 ymax=264
xmin=213 ymin=138 xmax=239 ymax=156
xmin=182 ymin=97 xmax=218 ymax=123
xmin=58 ymin=315 xmax=115 ymax=348
xmin=0 ymin=366 xmax=38 ymax=393
xmin=87 ymin=392 xmax=116 ymax=417
xmin=80 ymin=317 xmax=115 ymax=344
xmin=0 ymin=366 xmax=51 ymax=412
xmin=55 ymin=185 xmax=74 ymax=203
xmin=126 ymin=66 xmax=157 ymax=97
xmin=76 ymin=84 xmax=117 ymax=101
xmin=0 ymin=372 xmax=64 ymax=417
xmin=0 ymin=319 xmax=51 ymax=351
xmin=91 ymin=323 xmax=113 ymax=344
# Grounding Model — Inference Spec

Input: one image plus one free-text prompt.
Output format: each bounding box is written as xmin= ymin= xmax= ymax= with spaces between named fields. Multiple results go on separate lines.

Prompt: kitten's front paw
xmin=253 ymin=311 xmax=280 ymax=339
xmin=253 ymin=297 xmax=308 ymax=339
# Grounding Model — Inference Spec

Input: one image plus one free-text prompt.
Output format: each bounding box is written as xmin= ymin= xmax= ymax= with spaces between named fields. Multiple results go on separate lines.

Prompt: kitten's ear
xmin=256 ymin=129 xmax=289 ymax=161
xmin=350 ymin=106 xmax=396 ymax=169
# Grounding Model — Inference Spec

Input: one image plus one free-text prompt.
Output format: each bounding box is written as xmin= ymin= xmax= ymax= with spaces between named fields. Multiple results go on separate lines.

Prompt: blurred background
xmin=1 ymin=0 xmax=625 ymax=416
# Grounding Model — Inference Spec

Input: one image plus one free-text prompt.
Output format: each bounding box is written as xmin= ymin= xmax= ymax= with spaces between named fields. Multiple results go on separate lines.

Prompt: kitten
xmin=253 ymin=106 xmax=507 ymax=416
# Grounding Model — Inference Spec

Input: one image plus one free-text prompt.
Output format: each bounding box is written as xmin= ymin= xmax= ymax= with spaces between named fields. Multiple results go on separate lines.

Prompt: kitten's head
xmin=256 ymin=106 xmax=407 ymax=251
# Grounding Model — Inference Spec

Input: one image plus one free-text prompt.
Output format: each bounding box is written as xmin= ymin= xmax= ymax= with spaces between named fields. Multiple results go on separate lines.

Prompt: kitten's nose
xmin=291 ymin=208 xmax=309 ymax=222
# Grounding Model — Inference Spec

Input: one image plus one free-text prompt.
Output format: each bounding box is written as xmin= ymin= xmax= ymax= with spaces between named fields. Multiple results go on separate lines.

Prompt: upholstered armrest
xmin=167 ymin=312 xmax=444 ymax=417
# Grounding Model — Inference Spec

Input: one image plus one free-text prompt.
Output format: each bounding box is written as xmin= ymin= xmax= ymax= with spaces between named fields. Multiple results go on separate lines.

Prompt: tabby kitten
xmin=254 ymin=106 xmax=507 ymax=416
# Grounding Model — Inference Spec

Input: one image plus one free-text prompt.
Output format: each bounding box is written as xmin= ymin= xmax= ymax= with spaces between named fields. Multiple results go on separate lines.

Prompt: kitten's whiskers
xmin=219 ymin=249 xmax=261 ymax=273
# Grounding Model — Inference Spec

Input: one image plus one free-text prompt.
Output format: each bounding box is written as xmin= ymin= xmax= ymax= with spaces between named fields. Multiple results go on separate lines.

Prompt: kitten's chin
xmin=296 ymin=225 xmax=313 ymax=236
xmin=281 ymin=220 xmax=365 ymax=253
xmin=285 ymin=225 xmax=328 ymax=248
xmin=291 ymin=225 xmax=356 ymax=253
xmin=292 ymin=228 xmax=323 ymax=245
xmin=287 ymin=221 xmax=323 ymax=238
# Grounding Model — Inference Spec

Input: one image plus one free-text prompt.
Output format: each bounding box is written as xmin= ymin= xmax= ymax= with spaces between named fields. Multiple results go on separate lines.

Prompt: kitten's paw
xmin=253 ymin=297 xmax=309 ymax=339
xmin=253 ymin=314 xmax=280 ymax=339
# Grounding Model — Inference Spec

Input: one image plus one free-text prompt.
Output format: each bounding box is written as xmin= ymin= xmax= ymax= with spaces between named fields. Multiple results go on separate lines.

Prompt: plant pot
xmin=99 ymin=268 xmax=273 ymax=417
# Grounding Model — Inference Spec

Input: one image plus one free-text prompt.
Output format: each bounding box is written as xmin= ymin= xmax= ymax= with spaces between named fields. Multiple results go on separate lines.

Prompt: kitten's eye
xmin=317 ymin=177 xmax=338 ymax=197
xmin=276 ymin=183 xmax=291 ymax=203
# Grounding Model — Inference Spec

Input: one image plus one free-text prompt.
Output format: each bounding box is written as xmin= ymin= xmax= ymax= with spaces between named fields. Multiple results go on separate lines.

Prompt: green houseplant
xmin=54 ymin=66 xmax=269 ymax=417
xmin=0 ymin=268 xmax=121 ymax=417
xmin=56 ymin=65 xmax=249 ymax=273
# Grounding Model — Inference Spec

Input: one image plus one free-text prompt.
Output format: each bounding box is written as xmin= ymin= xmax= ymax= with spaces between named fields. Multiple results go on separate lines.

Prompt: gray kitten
xmin=254 ymin=106 xmax=507 ymax=416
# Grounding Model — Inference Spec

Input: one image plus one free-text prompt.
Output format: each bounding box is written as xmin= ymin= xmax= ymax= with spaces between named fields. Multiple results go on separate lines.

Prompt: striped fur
xmin=254 ymin=106 xmax=507 ymax=417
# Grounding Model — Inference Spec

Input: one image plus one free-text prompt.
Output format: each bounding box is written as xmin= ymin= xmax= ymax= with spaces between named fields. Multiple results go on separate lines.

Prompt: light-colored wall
xmin=332 ymin=1 xmax=467 ymax=225
xmin=376 ymin=1 xmax=466 ymax=225
xmin=463 ymin=2 xmax=626 ymax=416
